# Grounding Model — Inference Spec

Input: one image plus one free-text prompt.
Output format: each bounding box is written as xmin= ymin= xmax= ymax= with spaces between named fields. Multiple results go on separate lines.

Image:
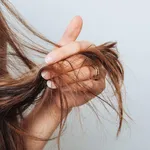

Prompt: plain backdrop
xmin=10 ymin=0 xmax=150 ymax=150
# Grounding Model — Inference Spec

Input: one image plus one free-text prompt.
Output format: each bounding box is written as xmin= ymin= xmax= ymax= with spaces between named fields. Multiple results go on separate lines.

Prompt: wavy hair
xmin=0 ymin=0 xmax=125 ymax=150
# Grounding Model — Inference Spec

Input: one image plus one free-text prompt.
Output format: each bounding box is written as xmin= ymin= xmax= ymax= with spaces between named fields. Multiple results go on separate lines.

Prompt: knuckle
xmin=88 ymin=80 xmax=95 ymax=89
xmin=79 ymin=66 xmax=92 ymax=80
xmin=93 ymin=78 xmax=106 ymax=95
xmin=73 ymin=41 xmax=81 ymax=52
xmin=87 ymin=66 xmax=93 ymax=79
xmin=101 ymin=66 xmax=107 ymax=78
xmin=79 ymin=55 xmax=92 ymax=64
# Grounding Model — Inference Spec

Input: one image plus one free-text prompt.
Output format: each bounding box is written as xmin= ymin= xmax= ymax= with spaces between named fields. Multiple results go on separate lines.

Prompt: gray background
xmin=10 ymin=0 xmax=150 ymax=150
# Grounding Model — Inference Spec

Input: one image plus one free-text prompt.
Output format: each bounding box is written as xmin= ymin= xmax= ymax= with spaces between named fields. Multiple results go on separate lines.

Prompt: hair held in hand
xmin=0 ymin=0 xmax=126 ymax=150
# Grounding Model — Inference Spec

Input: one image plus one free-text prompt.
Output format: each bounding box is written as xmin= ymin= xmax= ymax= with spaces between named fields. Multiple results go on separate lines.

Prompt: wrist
xmin=49 ymin=103 xmax=72 ymax=122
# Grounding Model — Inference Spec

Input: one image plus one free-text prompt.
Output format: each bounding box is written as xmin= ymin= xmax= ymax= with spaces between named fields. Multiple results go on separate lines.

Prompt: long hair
xmin=0 ymin=0 xmax=125 ymax=150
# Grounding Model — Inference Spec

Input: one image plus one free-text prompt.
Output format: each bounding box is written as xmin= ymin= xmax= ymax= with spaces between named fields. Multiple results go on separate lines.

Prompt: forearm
xmin=22 ymin=102 xmax=70 ymax=150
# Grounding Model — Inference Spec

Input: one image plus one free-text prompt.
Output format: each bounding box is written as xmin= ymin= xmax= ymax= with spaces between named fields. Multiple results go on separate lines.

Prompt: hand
xmin=23 ymin=16 xmax=106 ymax=150
xmin=41 ymin=16 xmax=106 ymax=110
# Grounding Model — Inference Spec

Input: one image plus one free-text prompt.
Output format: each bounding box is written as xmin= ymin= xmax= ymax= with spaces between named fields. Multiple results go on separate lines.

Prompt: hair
xmin=0 ymin=0 xmax=126 ymax=150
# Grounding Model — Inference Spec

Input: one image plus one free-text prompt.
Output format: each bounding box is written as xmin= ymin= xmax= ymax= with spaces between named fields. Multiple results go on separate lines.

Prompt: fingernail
xmin=41 ymin=71 xmax=48 ymax=78
xmin=45 ymin=56 xmax=54 ymax=64
xmin=47 ymin=80 xmax=57 ymax=89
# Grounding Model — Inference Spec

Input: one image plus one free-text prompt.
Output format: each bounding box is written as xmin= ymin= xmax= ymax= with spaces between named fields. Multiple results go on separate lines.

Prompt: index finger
xmin=45 ymin=41 xmax=93 ymax=65
xmin=41 ymin=16 xmax=83 ymax=68
xmin=58 ymin=16 xmax=83 ymax=46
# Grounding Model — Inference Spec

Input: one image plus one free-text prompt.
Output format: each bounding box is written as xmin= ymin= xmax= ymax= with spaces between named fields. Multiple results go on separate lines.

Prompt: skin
xmin=23 ymin=16 xmax=106 ymax=150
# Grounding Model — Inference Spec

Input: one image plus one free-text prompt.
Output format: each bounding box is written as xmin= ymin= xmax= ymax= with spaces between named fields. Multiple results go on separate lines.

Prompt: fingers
xmin=46 ymin=65 xmax=95 ymax=82
xmin=51 ymin=78 xmax=106 ymax=108
xmin=58 ymin=16 xmax=83 ymax=46
xmin=41 ymin=54 xmax=93 ymax=79
xmin=41 ymin=16 xmax=83 ymax=74
xmin=45 ymin=41 xmax=93 ymax=65
xmin=46 ymin=65 xmax=106 ymax=87
xmin=48 ymin=78 xmax=106 ymax=96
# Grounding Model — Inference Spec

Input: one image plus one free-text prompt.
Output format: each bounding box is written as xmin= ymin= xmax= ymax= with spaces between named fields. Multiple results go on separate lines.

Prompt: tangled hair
xmin=0 ymin=0 xmax=126 ymax=150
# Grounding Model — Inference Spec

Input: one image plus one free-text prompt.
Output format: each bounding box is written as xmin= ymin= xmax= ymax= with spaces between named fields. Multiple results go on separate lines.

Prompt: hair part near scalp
xmin=0 ymin=0 xmax=127 ymax=150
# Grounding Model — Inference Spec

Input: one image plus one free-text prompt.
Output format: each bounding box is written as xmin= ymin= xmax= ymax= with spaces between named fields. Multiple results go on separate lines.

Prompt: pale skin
xmin=23 ymin=16 xmax=106 ymax=150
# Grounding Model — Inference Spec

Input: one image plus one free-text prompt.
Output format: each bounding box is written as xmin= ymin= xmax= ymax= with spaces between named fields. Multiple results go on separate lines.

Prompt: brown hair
xmin=0 ymin=0 xmax=125 ymax=150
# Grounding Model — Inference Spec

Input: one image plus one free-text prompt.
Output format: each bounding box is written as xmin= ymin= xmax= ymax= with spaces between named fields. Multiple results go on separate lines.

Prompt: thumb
xmin=58 ymin=16 xmax=83 ymax=46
